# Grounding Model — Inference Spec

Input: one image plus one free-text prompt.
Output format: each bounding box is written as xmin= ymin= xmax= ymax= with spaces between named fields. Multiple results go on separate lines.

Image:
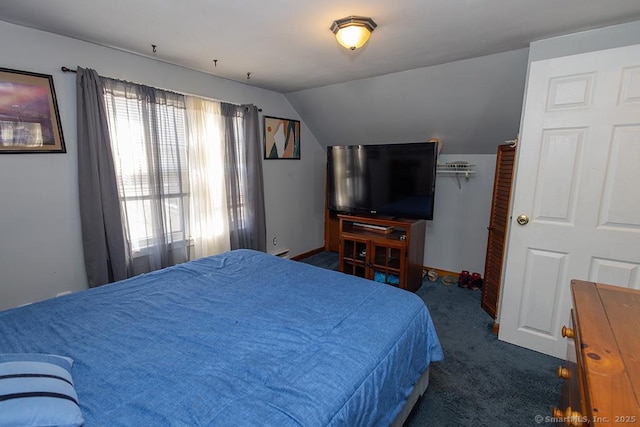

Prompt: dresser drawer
xmin=556 ymin=310 xmax=587 ymax=425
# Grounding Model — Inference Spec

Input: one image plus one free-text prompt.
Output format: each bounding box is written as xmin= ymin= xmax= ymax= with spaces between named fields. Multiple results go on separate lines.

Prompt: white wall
xmin=425 ymin=154 xmax=496 ymax=274
xmin=0 ymin=21 xmax=325 ymax=310
xmin=287 ymin=49 xmax=523 ymax=274
xmin=528 ymin=20 xmax=640 ymax=63
xmin=286 ymin=49 xmax=528 ymax=155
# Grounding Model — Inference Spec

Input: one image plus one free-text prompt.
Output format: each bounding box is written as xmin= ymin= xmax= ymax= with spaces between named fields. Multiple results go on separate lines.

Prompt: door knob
xmin=516 ymin=214 xmax=529 ymax=225
xmin=562 ymin=325 xmax=574 ymax=338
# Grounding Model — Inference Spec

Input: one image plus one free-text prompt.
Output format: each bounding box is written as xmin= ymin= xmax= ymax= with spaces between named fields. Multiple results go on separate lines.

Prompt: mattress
xmin=0 ymin=249 xmax=443 ymax=426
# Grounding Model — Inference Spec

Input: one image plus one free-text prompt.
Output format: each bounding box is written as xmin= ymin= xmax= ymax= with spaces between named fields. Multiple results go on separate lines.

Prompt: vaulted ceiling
xmin=1 ymin=0 xmax=640 ymax=93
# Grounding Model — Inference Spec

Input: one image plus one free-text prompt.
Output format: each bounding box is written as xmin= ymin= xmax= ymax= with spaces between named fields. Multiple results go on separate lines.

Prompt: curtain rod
xmin=61 ymin=66 xmax=262 ymax=112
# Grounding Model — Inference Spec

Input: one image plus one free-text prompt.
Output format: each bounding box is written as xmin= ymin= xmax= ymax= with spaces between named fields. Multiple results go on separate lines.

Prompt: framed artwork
xmin=263 ymin=115 xmax=300 ymax=159
xmin=0 ymin=67 xmax=66 ymax=153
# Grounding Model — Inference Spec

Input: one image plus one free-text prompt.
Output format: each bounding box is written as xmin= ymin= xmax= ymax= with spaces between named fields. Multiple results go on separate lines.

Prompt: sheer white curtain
xmin=185 ymin=97 xmax=231 ymax=258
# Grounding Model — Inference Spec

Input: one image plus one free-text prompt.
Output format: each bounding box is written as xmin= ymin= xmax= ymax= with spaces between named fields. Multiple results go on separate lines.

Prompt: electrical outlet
xmin=272 ymin=237 xmax=277 ymax=246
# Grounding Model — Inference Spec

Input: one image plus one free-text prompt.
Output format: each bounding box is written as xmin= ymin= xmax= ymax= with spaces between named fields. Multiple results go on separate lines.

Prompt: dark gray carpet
xmin=299 ymin=251 xmax=561 ymax=426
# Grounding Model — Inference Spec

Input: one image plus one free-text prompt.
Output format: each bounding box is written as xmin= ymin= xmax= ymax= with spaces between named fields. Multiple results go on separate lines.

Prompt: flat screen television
xmin=327 ymin=142 xmax=437 ymax=220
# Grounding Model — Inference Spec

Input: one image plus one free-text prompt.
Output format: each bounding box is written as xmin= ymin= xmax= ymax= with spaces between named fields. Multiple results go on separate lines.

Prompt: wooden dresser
xmin=554 ymin=280 xmax=640 ymax=426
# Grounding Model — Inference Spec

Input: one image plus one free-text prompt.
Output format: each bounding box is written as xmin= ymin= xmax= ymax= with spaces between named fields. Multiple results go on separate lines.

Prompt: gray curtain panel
xmin=222 ymin=104 xmax=267 ymax=251
xmin=76 ymin=67 xmax=130 ymax=287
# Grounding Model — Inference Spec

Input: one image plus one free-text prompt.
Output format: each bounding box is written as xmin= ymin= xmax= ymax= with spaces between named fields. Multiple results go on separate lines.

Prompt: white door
xmin=498 ymin=44 xmax=640 ymax=358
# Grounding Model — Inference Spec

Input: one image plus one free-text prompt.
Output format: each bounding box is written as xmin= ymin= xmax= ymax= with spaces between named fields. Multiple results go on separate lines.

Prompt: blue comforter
xmin=0 ymin=250 xmax=443 ymax=426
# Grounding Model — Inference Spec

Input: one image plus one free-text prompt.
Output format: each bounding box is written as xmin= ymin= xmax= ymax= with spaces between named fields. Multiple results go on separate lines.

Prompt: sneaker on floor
xmin=468 ymin=273 xmax=483 ymax=290
xmin=457 ymin=270 xmax=470 ymax=288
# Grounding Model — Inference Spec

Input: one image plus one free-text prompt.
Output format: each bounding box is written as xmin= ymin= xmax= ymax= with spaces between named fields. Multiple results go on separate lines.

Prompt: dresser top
xmin=571 ymin=280 xmax=640 ymax=423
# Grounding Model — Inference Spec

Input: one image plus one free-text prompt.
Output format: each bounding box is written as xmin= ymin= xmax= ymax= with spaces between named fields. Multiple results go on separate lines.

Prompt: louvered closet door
xmin=481 ymin=143 xmax=516 ymax=319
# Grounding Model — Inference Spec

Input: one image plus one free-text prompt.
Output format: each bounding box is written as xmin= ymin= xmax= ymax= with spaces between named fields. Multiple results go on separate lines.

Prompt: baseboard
xmin=291 ymin=247 xmax=325 ymax=261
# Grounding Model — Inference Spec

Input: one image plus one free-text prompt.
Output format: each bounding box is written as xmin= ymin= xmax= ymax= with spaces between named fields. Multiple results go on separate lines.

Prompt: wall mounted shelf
xmin=437 ymin=162 xmax=476 ymax=188
xmin=437 ymin=162 xmax=476 ymax=175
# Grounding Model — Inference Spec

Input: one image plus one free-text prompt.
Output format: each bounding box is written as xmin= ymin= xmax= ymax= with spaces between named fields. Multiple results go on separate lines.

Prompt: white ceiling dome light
xmin=330 ymin=16 xmax=377 ymax=50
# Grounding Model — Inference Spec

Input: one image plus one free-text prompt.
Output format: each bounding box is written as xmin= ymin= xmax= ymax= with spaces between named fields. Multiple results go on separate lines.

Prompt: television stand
xmin=338 ymin=214 xmax=426 ymax=292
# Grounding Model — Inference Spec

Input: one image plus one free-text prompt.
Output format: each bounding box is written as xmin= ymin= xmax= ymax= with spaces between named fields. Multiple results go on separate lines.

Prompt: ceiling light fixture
xmin=330 ymin=16 xmax=377 ymax=50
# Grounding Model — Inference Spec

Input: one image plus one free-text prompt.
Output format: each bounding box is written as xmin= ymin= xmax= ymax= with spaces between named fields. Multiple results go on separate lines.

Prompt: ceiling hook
xmin=151 ymin=44 xmax=157 ymax=54
xmin=213 ymin=59 xmax=218 ymax=67
xmin=247 ymin=72 xmax=251 ymax=80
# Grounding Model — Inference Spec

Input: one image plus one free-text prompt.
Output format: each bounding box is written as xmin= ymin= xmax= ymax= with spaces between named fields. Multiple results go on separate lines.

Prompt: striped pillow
xmin=0 ymin=354 xmax=84 ymax=427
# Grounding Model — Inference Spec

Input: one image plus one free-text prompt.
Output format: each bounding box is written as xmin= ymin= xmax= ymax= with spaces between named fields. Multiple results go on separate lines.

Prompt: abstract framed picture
xmin=0 ymin=67 xmax=66 ymax=153
xmin=263 ymin=115 xmax=300 ymax=159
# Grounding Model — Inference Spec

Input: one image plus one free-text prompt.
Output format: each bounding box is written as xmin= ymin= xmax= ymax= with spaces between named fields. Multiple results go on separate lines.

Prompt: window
xmin=103 ymin=83 xmax=189 ymax=254
xmin=77 ymin=69 xmax=264 ymax=284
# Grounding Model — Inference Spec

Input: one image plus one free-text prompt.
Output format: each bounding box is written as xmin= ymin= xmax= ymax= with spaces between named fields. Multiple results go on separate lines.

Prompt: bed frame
xmin=391 ymin=368 xmax=430 ymax=426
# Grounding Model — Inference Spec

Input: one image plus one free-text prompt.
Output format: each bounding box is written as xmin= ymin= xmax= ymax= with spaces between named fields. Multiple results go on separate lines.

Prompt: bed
xmin=0 ymin=249 xmax=443 ymax=426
